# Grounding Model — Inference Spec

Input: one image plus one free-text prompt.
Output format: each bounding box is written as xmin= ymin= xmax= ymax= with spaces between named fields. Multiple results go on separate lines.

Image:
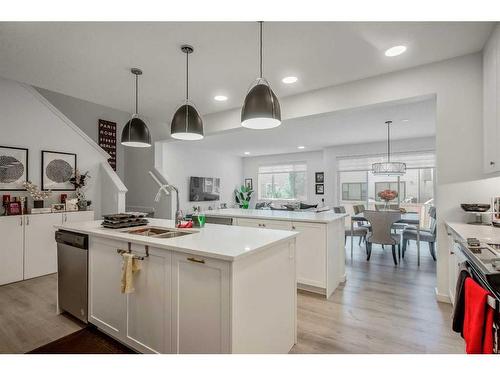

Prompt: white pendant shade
xmin=241 ymin=117 xmax=281 ymax=130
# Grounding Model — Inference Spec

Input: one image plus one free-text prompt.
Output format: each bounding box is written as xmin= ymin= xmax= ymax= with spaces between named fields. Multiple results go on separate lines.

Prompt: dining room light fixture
xmin=171 ymin=45 xmax=204 ymax=140
xmin=241 ymin=21 xmax=281 ymax=130
xmin=384 ymin=45 xmax=407 ymax=57
xmin=371 ymin=121 xmax=406 ymax=176
xmin=121 ymin=68 xmax=152 ymax=148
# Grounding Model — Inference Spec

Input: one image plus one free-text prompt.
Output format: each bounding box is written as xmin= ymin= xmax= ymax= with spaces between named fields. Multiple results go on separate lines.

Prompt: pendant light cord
xmin=135 ymin=73 xmax=139 ymax=114
xmin=386 ymin=121 xmax=392 ymax=162
xmin=186 ymin=50 xmax=189 ymax=102
xmin=259 ymin=21 xmax=263 ymax=78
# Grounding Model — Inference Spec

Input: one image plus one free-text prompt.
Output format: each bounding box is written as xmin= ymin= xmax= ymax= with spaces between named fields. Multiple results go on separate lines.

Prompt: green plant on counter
xmin=234 ymin=185 xmax=253 ymax=209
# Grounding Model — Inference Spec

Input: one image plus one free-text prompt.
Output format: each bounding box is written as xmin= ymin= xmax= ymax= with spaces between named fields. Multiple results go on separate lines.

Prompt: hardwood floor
xmin=0 ymin=274 xmax=84 ymax=354
xmin=0 ymin=241 xmax=464 ymax=354
xmin=291 ymin=241 xmax=465 ymax=354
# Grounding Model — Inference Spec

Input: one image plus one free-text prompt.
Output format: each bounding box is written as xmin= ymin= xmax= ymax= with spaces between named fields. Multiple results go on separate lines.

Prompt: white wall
xmin=242 ymin=150 xmax=325 ymax=208
xmin=204 ymin=53 xmax=484 ymax=300
xmin=157 ymin=142 xmax=243 ymax=215
xmin=36 ymin=87 xmax=131 ymax=181
xmin=0 ymin=76 xmax=110 ymax=217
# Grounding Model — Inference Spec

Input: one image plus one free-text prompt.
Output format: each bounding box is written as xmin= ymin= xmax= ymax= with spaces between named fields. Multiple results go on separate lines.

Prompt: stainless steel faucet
xmin=150 ymin=171 xmax=183 ymax=227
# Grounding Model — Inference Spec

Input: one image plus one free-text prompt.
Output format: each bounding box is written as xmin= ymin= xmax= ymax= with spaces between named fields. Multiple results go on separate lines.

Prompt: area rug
xmin=27 ymin=326 xmax=136 ymax=354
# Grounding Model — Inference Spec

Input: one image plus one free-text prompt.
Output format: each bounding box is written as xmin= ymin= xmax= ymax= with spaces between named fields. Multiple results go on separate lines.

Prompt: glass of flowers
xmin=377 ymin=189 xmax=398 ymax=210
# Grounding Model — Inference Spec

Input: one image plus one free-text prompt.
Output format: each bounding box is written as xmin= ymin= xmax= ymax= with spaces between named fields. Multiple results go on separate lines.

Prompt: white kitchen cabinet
xmin=235 ymin=217 xmax=291 ymax=230
xmin=292 ymin=221 xmax=326 ymax=289
xmin=0 ymin=216 xmax=24 ymax=285
xmin=24 ymin=213 xmax=62 ymax=279
xmin=126 ymin=248 xmax=172 ymax=354
xmin=88 ymin=238 xmax=127 ymax=337
xmin=171 ymin=252 xmax=231 ymax=353
xmin=0 ymin=210 xmax=94 ymax=285
xmin=483 ymin=25 xmax=500 ymax=173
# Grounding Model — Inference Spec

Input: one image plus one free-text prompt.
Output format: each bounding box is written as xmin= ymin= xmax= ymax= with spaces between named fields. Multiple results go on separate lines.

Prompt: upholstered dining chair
xmin=363 ymin=210 xmax=402 ymax=265
xmin=402 ymin=206 xmax=437 ymax=261
xmin=334 ymin=206 xmax=368 ymax=245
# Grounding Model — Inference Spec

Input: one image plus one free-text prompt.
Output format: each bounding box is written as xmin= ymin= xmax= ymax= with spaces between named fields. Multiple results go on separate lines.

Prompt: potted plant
xmin=69 ymin=169 xmax=91 ymax=211
xmin=235 ymin=185 xmax=253 ymax=209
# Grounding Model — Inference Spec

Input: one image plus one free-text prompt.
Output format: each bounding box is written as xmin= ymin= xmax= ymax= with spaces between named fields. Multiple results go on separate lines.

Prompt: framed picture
xmin=0 ymin=146 xmax=29 ymax=191
xmin=98 ymin=119 xmax=117 ymax=171
xmin=41 ymin=151 xmax=77 ymax=191
xmin=6 ymin=201 xmax=22 ymax=215
xmin=315 ymin=183 xmax=324 ymax=195
xmin=65 ymin=198 xmax=79 ymax=212
xmin=315 ymin=172 xmax=324 ymax=183
xmin=245 ymin=178 xmax=253 ymax=190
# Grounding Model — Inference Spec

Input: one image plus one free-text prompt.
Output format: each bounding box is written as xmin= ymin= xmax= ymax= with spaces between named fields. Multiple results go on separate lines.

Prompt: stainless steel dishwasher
xmin=55 ymin=230 xmax=89 ymax=323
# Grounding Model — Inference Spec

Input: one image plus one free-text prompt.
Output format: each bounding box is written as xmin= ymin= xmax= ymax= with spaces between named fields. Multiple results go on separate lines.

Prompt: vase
xmin=241 ymin=201 xmax=249 ymax=209
xmin=78 ymin=199 xmax=87 ymax=211
xmin=33 ymin=200 xmax=44 ymax=209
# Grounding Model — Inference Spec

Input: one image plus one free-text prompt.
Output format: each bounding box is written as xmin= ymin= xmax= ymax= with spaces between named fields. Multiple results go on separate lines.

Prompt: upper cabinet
xmin=483 ymin=25 xmax=500 ymax=173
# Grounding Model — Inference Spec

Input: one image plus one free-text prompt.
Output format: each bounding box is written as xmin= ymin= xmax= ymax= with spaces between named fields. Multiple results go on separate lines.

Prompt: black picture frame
xmin=315 ymin=183 xmax=324 ymax=195
xmin=315 ymin=172 xmax=324 ymax=183
xmin=41 ymin=150 xmax=77 ymax=191
xmin=244 ymin=178 xmax=253 ymax=190
xmin=0 ymin=145 xmax=29 ymax=191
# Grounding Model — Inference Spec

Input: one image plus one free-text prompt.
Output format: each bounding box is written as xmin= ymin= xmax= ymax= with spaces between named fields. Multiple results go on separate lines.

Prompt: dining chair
xmin=334 ymin=206 xmax=368 ymax=245
xmin=402 ymin=206 xmax=437 ymax=261
xmin=363 ymin=210 xmax=402 ymax=265
xmin=353 ymin=204 xmax=370 ymax=239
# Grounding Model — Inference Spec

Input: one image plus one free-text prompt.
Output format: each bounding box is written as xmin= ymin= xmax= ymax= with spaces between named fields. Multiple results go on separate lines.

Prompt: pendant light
xmin=121 ymin=68 xmax=152 ymax=148
xmin=171 ymin=45 xmax=204 ymax=140
xmin=241 ymin=21 xmax=281 ymax=130
xmin=372 ymin=121 xmax=406 ymax=176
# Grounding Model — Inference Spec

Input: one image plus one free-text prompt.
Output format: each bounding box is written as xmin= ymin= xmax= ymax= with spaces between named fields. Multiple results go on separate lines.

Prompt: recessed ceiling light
xmin=384 ymin=45 xmax=407 ymax=57
xmin=401 ymin=119 xmax=409 ymax=122
xmin=214 ymin=95 xmax=228 ymax=102
xmin=282 ymin=76 xmax=298 ymax=84
xmin=244 ymin=151 xmax=251 ymax=155
xmin=297 ymin=146 xmax=305 ymax=149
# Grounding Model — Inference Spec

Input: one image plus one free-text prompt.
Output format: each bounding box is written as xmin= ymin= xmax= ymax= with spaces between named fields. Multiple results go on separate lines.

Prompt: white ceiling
xmin=163 ymin=96 xmax=436 ymax=157
xmin=0 ymin=22 xmax=493 ymax=123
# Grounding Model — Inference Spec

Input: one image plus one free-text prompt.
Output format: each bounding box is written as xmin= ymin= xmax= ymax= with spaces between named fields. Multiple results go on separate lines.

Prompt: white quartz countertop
xmin=446 ymin=221 xmax=500 ymax=243
xmin=55 ymin=218 xmax=298 ymax=261
xmin=204 ymin=208 xmax=348 ymax=223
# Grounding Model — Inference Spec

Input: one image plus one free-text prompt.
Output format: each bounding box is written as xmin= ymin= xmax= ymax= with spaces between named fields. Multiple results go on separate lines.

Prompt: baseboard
xmin=297 ymin=283 xmax=326 ymax=296
xmin=435 ymin=287 xmax=451 ymax=304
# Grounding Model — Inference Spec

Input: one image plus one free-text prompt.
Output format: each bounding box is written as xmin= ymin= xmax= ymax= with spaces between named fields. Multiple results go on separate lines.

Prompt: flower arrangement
xmin=69 ymin=169 xmax=90 ymax=190
xmin=23 ymin=181 xmax=52 ymax=201
xmin=235 ymin=185 xmax=253 ymax=209
xmin=378 ymin=189 xmax=398 ymax=202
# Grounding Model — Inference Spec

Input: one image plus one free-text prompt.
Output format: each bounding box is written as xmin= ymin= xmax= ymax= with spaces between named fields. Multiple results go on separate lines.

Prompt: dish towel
xmin=452 ymin=262 xmax=471 ymax=336
xmin=463 ymin=278 xmax=495 ymax=354
xmin=121 ymin=253 xmax=141 ymax=294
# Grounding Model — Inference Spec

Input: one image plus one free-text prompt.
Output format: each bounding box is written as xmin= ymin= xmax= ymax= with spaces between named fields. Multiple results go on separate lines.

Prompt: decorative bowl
xmin=460 ymin=204 xmax=491 ymax=212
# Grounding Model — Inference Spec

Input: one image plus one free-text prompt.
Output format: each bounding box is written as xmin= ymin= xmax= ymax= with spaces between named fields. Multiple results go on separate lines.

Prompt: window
xmin=342 ymin=183 xmax=367 ymax=201
xmin=258 ymin=163 xmax=307 ymax=200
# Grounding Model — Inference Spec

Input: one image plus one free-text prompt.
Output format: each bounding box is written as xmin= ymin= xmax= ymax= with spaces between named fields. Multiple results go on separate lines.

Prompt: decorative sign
xmin=98 ymin=119 xmax=117 ymax=171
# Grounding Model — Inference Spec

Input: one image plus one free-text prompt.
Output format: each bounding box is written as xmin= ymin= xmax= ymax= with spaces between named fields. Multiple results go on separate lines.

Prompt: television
xmin=189 ymin=176 xmax=220 ymax=202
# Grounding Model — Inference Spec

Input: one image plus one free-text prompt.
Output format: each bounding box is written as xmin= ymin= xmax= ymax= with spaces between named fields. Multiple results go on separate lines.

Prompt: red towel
xmin=463 ymin=278 xmax=495 ymax=354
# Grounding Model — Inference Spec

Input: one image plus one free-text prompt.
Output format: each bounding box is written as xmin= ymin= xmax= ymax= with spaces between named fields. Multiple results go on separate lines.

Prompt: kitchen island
xmin=205 ymin=208 xmax=348 ymax=297
xmin=56 ymin=218 xmax=298 ymax=354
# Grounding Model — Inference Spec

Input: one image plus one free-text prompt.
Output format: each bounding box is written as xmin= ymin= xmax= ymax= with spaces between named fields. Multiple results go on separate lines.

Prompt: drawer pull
xmin=187 ymin=257 xmax=205 ymax=264
xmin=491 ymin=161 xmax=496 ymax=166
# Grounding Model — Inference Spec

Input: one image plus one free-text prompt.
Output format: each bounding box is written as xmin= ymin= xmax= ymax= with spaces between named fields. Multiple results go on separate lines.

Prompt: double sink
xmin=122 ymin=226 xmax=195 ymax=239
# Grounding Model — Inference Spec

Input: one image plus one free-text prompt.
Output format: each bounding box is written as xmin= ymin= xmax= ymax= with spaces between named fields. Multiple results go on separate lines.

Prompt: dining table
xmin=350 ymin=212 xmax=422 ymax=266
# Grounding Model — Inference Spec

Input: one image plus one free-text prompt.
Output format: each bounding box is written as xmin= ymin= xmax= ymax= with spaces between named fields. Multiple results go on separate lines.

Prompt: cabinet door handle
xmin=491 ymin=161 xmax=496 ymax=166
xmin=20 ymin=217 xmax=23 ymax=226
xmin=64 ymin=213 xmax=67 ymax=222
xmin=187 ymin=257 xmax=205 ymax=264
xmin=26 ymin=216 xmax=29 ymax=225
